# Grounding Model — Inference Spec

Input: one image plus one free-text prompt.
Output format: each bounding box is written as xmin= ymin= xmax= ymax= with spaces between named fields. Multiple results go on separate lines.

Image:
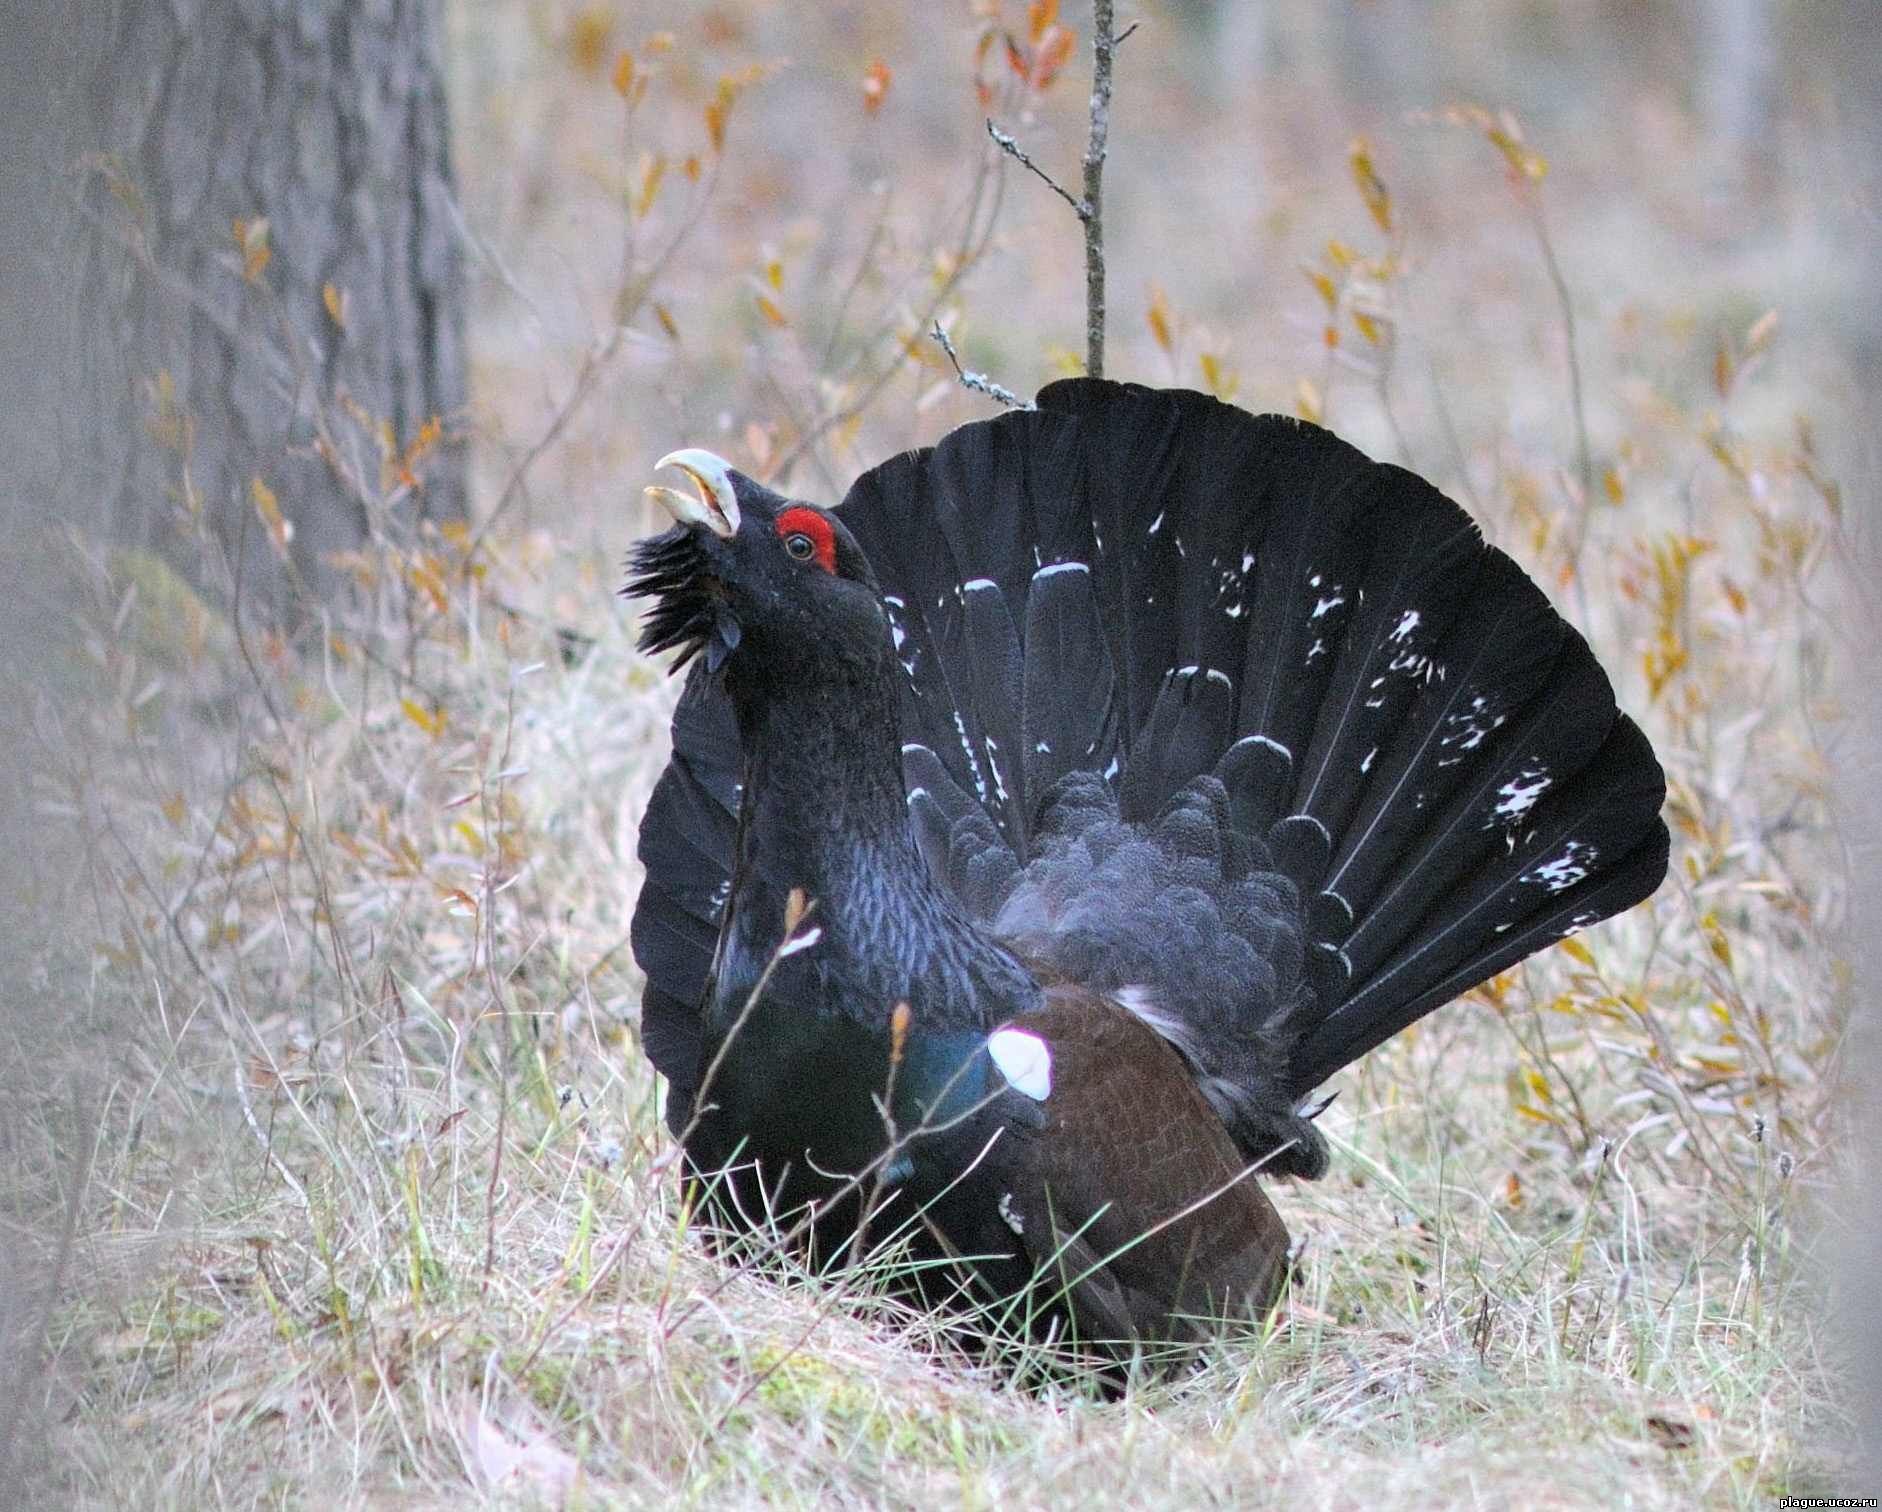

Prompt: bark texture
xmin=70 ymin=0 xmax=466 ymax=614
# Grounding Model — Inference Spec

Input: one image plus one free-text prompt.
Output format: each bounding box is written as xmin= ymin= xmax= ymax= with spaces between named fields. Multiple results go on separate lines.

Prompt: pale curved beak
xmin=646 ymin=448 xmax=740 ymax=539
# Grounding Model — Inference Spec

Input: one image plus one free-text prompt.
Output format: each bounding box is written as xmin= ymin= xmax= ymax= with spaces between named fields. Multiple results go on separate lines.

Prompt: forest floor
xmin=6 ymin=4 xmax=1876 ymax=1507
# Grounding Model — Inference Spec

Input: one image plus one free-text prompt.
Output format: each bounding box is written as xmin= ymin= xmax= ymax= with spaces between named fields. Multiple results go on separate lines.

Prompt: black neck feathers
xmin=714 ymin=615 xmax=1039 ymax=1041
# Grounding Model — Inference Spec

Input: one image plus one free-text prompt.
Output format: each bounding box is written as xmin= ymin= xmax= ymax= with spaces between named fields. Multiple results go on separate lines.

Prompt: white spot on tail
xmin=1489 ymin=766 xmax=1552 ymax=825
xmin=1032 ymin=561 xmax=1089 ymax=581
xmin=1147 ymin=511 xmax=1165 ymax=535
xmin=998 ymin=1191 xmax=1026 ymax=1235
xmin=984 ymin=738 xmax=1009 ymax=804
xmin=988 ymin=1027 xmax=1052 ymax=1100
xmin=1388 ymin=609 xmax=1422 ymax=643
xmin=952 ymin=710 xmax=988 ymax=801
xmin=1527 ymin=840 xmax=1596 ymax=893
xmin=962 ymin=578 xmax=998 ymax=594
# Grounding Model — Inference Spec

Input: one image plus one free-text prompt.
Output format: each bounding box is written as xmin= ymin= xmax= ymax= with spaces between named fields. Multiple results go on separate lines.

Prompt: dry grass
xmin=4 ymin=3 xmax=1874 ymax=1507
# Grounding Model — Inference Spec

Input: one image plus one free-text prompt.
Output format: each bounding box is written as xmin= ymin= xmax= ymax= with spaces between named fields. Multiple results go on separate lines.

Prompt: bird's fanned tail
xmin=630 ymin=379 xmax=1668 ymax=1157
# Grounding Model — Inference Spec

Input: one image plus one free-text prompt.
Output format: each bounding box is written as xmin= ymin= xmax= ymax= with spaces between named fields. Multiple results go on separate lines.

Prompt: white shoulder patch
xmin=987 ymin=1026 xmax=1052 ymax=1101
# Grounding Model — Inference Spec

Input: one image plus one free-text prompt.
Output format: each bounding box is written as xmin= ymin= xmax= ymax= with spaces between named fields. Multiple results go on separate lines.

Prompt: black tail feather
xmin=630 ymin=380 xmax=1669 ymax=1147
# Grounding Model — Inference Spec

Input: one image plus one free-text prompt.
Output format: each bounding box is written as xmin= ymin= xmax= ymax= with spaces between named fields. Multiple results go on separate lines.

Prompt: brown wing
xmin=984 ymin=986 xmax=1293 ymax=1347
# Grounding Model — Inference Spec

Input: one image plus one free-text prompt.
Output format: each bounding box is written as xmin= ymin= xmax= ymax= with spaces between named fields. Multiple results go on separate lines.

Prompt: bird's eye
xmin=784 ymin=532 xmax=817 ymax=562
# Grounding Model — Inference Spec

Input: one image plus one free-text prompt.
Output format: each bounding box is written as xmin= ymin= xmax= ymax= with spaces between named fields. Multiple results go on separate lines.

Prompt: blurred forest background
xmin=0 ymin=0 xmax=1877 ymax=1505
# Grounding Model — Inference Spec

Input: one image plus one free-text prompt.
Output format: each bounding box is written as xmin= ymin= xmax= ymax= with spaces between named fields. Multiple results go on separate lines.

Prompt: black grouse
xmin=625 ymin=379 xmax=1668 ymax=1352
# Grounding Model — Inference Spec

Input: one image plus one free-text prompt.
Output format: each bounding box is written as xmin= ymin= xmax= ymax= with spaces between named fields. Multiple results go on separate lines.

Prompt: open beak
xmin=645 ymin=449 xmax=740 ymax=539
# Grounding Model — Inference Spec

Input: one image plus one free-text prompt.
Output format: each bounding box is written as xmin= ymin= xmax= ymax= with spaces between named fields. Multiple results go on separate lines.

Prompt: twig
xmin=464 ymin=158 xmax=724 ymax=563
xmin=775 ymin=137 xmax=1009 ymax=478
xmin=1524 ymin=190 xmax=1594 ymax=624
xmin=480 ymin=684 xmax=520 ymax=1290
xmin=1082 ymin=0 xmax=1118 ymax=378
xmin=930 ymin=323 xmax=1029 ymax=410
xmin=985 ymin=121 xmax=1085 ymax=219
xmin=986 ymin=0 xmax=1118 ymax=378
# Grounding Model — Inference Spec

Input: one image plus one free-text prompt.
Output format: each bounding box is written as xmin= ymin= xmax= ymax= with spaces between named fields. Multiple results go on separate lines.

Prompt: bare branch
xmin=930 ymin=322 xmax=1030 ymax=410
xmin=1083 ymin=0 xmax=1118 ymax=379
xmin=985 ymin=120 xmax=1086 ymax=220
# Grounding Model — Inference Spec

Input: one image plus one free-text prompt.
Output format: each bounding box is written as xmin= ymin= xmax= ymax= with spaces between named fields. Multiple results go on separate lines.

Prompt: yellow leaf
xmin=406 ymin=557 xmax=448 ymax=613
xmin=569 ymin=7 xmax=612 ymax=75
xmin=1601 ymin=467 xmax=1625 ymax=504
xmin=1325 ymin=239 xmax=1358 ymax=270
xmin=322 ymin=282 xmax=347 ymax=329
xmin=705 ymin=76 xmax=738 ymax=153
xmin=1745 ymin=308 xmax=1779 ymax=354
xmin=1304 ymin=267 xmax=1338 ymax=311
xmin=683 ymin=155 xmax=701 ymax=182
xmin=764 ymin=257 xmax=783 ymax=292
xmin=1558 ymin=936 xmax=1596 ymax=968
xmin=1721 ymin=577 xmax=1747 ymax=615
xmin=611 ymin=50 xmax=636 ymax=98
xmin=1146 ymin=285 xmax=1173 ymax=353
xmin=1044 ymin=344 xmax=1086 ymax=378
xmin=160 ymin=794 xmax=187 ymax=827
xmin=1348 ymin=139 xmax=1392 ymax=233
xmin=232 ymin=216 xmax=271 ymax=283
xmin=1294 ymin=377 xmax=1323 ymax=425
xmin=1199 ymin=352 xmax=1238 ymax=401
xmin=400 ymin=698 xmax=445 ymax=737
xmin=1486 ymin=124 xmax=1547 ymax=181
xmin=755 ymin=293 xmax=788 ymax=328
xmin=1352 ymin=310 xmax=1384 ymax=345
xmin=634 ymin=152 xmax=667 ymax=218
xmin=642 ymin=31 xmax=674 ymax=55
xmin=654 ymin=301 xmax=679 ymax=339
xmin=249 ymin=475 xmax=292 ymax=555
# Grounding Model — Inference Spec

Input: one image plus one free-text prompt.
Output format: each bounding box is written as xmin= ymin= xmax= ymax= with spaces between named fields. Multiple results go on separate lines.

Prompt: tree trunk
xmin=68 ymin=0 xmax=466 ymax=618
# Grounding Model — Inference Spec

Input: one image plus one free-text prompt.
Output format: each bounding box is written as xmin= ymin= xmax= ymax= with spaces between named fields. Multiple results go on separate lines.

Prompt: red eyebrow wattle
xmin=775 ymin=506 xmax=837 ymax=574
